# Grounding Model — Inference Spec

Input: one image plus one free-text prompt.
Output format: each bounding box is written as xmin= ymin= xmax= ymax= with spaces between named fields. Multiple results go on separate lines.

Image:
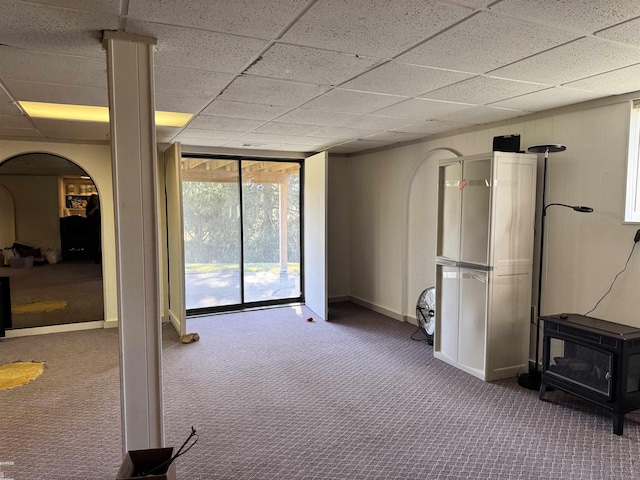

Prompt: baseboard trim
xmin=103 ymin=319 xmax=119 ymax=329
xmin=348 ymin=296 xmax=403 ymax=322
xmin=4 ymin=320 xmax=105 ymax=338
xmin=403 ymin=314 xmax=418 ymax=326
xmin=328 ymin=295 xmax=350 ymax=303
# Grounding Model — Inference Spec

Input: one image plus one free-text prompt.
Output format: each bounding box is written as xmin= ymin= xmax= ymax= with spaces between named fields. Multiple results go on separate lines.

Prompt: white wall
xmin=0 ymin=175 xmax=59 ymax=248
xmin=0 ymin=140 xmax=118 ymax=325
xmin=328 ymin=155 xmax=351 ymax=300
xmin=331 ymin=96 xmax=640 ymax=331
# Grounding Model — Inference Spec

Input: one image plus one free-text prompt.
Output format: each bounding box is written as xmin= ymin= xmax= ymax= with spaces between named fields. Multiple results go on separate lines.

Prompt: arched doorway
xmin=0 ymin=153 xmax=104 ymax=329
xmin=403 ymin=148 xmax=461 ymax=320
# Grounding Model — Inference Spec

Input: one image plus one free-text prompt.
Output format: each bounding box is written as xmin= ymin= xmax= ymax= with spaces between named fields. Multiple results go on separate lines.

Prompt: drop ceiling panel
xmin=24 ymin=0 xmax=121 ymax=13
xmin=396 ymin=12 xmax=578 ymax=74
xmin=564 ymin=64 xmax=640 ymax=95
xmin=3 ymin=0 xmax=640 ymax=155
xmin=218 ymin=76 xmax=328 ymax=106
xmin=155 ymin=95 xmax=211 ymax=114
xmin=156 ymin=126 xmax=182 ymax=143
xmin=341 ymin=63 xmax=473 ymax=97
xmin=303 ymin=89 xmax=406 ymax=114
xmin=274 ymin=144 xmax=320 ymax=152
xmin=154 ymin=67 xmax=232 ymax=98
xmin=329 ymin=139 xmax=388 ymax=153
xmin=126 ymin=20 xmax=266 ymax=73
xmin=188 ymin=116 xmax=264 ymax=132
xmin=275 ymin=108 xmax=360 ymax=127
xmin=0 ymin=47 xmax=107 ymax=88
xmin=438 ymin=105 xmax=526 ymax=124
xmin=177 ymin=129 xmax=244 ymax=141
xmin=373 ymin=98 xmax=472 ymax=120
xmin=309 ymin=126 xmax=381 ymax=139
xmin=489 ymin=0 xmax=640 ymax=33
xmin=252 ymin=122 xmax=322 ymax=136
xmin=127 ymin=0 xmax=308 ymax=39
xmin=237 ymin=132 xmax=337 ymax=147
xmin=201 ymin=100 xmax=291 ymax=120
xmin=32 ymin=118 xmax=109 ymax=141
xmin=422 ymin=76 xmax=549 ymax=105
xmin=364 ymin=131 xmax=429 ymax=143
xmin=490 ymin=37 xmax=640 ymax=85
xmin=245 ymin=44 xmax=380 ymax=86
xmin=596 ymin=17 xmax=640 ymax=46
xmin=395 ymin=120 xmax=472 ymax=135
xmin=176 ymin=138 xmax=230 ymax=147
xmin=5 ymin=80 xmax=108 ymax=106
xmin=347 ymin=115 xmax=416 ymax=130
xmin=280 ymin=0 xmax=472 ymax=57
xmin=222 ymin=139 xmax=285 ymax=150
xmin=489 ymin=87 xmax=602 ymax=111
xmin=0 ymin=1 xmax=117 ymax=58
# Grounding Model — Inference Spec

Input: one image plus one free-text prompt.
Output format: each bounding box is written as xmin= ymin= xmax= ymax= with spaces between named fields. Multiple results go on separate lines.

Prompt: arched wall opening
xmin=0 ymin=141 xmax=117 ymax=332
xmin=402 ymin=147 xmax=461 ymax=321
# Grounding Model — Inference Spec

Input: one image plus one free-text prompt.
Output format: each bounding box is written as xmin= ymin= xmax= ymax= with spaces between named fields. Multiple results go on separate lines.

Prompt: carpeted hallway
xmin=0 ymin=302 xmax=639 ymax=479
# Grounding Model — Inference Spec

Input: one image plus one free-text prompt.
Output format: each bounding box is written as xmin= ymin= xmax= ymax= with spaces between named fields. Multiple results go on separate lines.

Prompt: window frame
xmin=625 ymin=100 xmax=640 ymax=223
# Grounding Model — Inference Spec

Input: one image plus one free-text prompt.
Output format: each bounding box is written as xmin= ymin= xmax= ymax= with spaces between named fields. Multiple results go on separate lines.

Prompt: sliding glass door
xmin=181 ymin=156 xmax=302 ymax=313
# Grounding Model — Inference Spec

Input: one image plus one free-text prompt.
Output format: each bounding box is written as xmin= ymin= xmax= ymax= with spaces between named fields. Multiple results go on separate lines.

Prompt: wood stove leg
xmin=539 ymin=383 xmax=547 ymax=401
xmin=613 ymin=413 xmax=624 ymax=436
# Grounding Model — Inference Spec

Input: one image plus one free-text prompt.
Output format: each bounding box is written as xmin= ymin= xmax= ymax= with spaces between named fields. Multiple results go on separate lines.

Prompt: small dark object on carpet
xmin=306 ymin=317 xmax=313 ymax=322
xmin=180 ymin=333 xmax=200 ymax=344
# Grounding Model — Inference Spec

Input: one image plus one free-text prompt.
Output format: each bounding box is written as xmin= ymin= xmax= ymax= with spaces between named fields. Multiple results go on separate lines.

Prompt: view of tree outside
xmin=182 ymin=159 xmax=301 ymax=309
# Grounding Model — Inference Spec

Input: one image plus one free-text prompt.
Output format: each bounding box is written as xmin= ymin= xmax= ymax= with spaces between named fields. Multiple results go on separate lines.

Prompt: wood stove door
xmin=545 ymin=336 xmax=614 ymax=400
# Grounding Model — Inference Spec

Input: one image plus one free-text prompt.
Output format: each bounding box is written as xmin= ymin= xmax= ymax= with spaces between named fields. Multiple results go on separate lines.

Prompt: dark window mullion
xmin=238 ymin=159 xmax=245 ymax=305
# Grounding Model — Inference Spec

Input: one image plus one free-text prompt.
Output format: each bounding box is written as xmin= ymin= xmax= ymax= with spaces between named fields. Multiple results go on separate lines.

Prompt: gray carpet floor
xmin=2 ymin=261 xmax=104 ymax=328
xmin=0 ymin=302 xmax=638 ymax=479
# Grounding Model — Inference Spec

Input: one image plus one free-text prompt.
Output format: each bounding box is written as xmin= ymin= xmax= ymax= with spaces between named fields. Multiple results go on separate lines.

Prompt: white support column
xmin=103 ymin=31 xmax=164 ymax=452
xmin=279 ymin=182 xmax=288 ymax=273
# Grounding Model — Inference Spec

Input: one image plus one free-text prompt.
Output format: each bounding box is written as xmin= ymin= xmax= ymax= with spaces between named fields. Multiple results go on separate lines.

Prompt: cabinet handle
xmin=605 ymin=372 xmax=612 ymax=381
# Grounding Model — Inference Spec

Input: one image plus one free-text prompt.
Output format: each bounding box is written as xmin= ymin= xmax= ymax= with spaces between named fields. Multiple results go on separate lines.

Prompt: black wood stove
xmin=539 ymin=313 xmax=640 ymax=435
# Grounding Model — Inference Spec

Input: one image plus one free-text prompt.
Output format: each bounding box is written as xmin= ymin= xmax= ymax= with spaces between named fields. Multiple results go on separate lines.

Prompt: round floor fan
xmin=416 ymin=286 xmax=436 ymax=345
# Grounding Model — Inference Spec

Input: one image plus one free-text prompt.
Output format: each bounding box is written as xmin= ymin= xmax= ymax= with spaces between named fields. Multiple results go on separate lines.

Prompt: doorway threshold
xmin=3 ymin=320 xmax=105 ymax=338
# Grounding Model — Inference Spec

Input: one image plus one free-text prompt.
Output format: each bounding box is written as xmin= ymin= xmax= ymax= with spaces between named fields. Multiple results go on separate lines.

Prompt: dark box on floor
xmin=116 ymin=447 xmax=176 ymax=480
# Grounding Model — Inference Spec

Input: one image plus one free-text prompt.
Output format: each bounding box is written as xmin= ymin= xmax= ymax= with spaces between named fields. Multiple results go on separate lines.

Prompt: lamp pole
xmin=518 ymin=144 xmax=593 ymax=391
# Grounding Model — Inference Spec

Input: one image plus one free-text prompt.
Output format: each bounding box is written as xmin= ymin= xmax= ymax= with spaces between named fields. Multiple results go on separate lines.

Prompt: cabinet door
xmin=437 ymin=162 xmax=462 ymax=260
xmin=492 ymin=158 xmax=536 ymax=268
xmin=489 ymin=268 xmax=531 ymax=377
xmin=460 ymin=158 xmax=491 ymax=265
xmin=458 ymin=268 xmax=488 ymax=375
xmin=436 ymin=264 xmax=459 ymax=364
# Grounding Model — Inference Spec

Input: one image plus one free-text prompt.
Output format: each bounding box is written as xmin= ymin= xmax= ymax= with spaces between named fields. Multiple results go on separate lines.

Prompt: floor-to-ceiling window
xmin=181 ymin=155 xmax=302 ymax=313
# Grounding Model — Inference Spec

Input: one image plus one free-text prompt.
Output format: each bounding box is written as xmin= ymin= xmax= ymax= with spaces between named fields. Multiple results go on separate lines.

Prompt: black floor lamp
xmin=517 ymin=144 xmax=593 ymax=391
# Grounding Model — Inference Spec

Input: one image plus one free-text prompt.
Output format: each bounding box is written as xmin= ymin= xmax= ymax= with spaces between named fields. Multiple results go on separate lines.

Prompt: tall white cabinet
xmin=435 ymin=152 xmax=537 ymax=381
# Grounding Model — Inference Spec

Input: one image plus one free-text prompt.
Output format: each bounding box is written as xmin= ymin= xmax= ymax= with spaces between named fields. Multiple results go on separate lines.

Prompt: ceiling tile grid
xmin=396 ymin=12 xmax=579 ymax=74
xmin=217 ymin=76 xmax=329 ymax=107
xmin=201 ymin=100 xmax=292 ymax=121
xmin=488 ymin=0 xmax=640 ymax=34
xmin=2 ymin=0 xmax=640 ymax=153
xmin=421 ymin=75 xmax=549 ymax=105
xmin=0 ymin=1 xmax=118 ymax=58
xmin=489 ymin=86 xmax=603 ymax=112
xmin=244 ymin=43 xmax=381 ymax=86
xmin=126 ymin=0 xmax=311 ymax=39
xmin=280 ymin=0 xmax=473 ymax=58
xmin=489 ymin=37 xmax=640 ymax=85
xmin=126 ymin=20 xmax=268 ymax=74
xmin=340 ymin=62 xmax=475 ymax=97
